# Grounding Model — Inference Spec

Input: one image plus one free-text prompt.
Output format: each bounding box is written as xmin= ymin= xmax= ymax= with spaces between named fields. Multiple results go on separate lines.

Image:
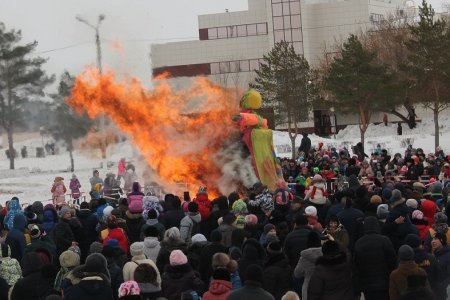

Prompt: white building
xmin=151 ymin=0 xmax=413 ymax=133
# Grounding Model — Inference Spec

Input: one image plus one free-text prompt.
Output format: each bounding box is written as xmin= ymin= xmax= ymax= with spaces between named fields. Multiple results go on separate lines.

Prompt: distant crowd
xmin=0 ymin=139 xmax=450 ymax=300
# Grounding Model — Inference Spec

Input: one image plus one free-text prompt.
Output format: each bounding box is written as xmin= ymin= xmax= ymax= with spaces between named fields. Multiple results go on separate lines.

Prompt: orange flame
xmin=69 ymin=68 xmax=241 ymax=197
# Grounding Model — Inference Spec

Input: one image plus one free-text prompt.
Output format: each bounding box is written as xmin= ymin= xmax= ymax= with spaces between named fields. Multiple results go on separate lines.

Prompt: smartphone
xmin=183 ymin=191 xmax=191 ymax=202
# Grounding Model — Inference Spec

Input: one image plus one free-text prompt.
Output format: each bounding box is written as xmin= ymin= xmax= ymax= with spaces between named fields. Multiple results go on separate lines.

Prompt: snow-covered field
xmin=0 ymin=115 xmax=449 ymax=206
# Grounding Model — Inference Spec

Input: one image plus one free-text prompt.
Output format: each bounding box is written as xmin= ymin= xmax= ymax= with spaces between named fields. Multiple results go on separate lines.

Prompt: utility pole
xmin=76 ymin=14 xmax=107 ymax=160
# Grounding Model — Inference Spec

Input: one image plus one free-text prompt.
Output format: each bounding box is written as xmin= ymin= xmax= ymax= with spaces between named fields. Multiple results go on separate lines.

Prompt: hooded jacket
xmin=102 ymin=227 xmax=129 ymax=255
xmin=202 ymin=279 xmax=232 ymax=300
xmin=42 ymin=204 xmax=58 ymax=234
xmin=5 ymin=214 xmax=27 ymax=262
xmin=161 ymin=263 xmax=205 ymax=300
xmin=382 ymin=203 xmax=419 ymax=251
xmin=294 ymin=247 xmax=322 ymax=300
xmin=238 ymin=239 xmax=266 ymax=283
xmin=194 ymin=193 xmax=212 ymax=221
xmin=180 ymin=212 xmax=201 ymax=245
xmin=354 ymin=217 xmax=397 ymax=293
xmin=3 ymin=199 xmax=23 ymax=231
xmin=0 ymin=243 xmax=22 ymax=286
xmin=307 ymin=250 xmax=353 ymax=300
xmin=143 ymin=236 xmax=161 ymax=263
xmin=127 ymin=182 xmax=144 ymax=213
xmin=389 ymin=261 xmax=429 ymax=300
xmin=263 ymin=253 xmax=291 ymax=300
xmin=10 ymin=252 xmax=57 ymax=300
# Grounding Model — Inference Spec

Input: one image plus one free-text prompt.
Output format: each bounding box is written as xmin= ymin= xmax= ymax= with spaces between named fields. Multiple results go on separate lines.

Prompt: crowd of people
xmin=0 ymin=139 xmax=450 ymax=300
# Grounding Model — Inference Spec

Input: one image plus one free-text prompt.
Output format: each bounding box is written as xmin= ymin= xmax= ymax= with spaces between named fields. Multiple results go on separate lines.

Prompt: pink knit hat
xmin=118 ymin=280 xmax=140 ymax=297
xmin=412 ymin=210 xmax=424 ymax=220
xmin=244 ymin=214 xmax=258 ymax=225
xmin=170 ymin=250 xmax=187 ymax=266
xmin=313 ymin=174 xmax=323 ymax=182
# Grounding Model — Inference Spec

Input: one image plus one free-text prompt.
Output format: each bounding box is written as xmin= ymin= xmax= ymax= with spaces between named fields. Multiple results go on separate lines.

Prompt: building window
xmin=239 ymin=60 xmax=250 ymax=72
xmin=208 ymin=28 xmax=218 ymax=39
xmin=247 ymin=24 xmax=257 ymax=36
xmin=211 ymin=63 xmax=220 ymax=74
xmin=237 ymin=25 xmax=247 ymax=37
xmin=227 ymin=25 xmax=237 ymax=38
xmin=210 ymin=58 xmax=262 ymax=75
xmin=271 ymin=0 xmax=303 ymax=55
xmin=218 ymin=27 xmax=227 ymax=39
xmin=257 ymin=23 xmax=268 ymax=34
xmin=370 ymin=13 xmax=384 ymax=24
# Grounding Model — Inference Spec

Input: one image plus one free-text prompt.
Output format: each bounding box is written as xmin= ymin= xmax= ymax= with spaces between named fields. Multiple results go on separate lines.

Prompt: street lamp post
xmin=76 ymin=14 xmax=107 ymax=160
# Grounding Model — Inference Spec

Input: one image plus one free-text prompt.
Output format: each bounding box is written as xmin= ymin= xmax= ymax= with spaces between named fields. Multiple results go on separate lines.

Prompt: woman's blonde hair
xmin=281 ymin=291 xmax=300 ymax=300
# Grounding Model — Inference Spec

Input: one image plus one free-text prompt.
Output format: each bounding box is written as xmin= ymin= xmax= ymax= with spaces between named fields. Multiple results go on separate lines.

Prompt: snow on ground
xmin=0 ymin=115 xmax=449 ymax=206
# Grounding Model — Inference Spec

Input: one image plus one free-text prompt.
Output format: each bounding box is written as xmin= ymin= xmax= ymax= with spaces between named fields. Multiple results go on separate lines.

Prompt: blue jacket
xmin=5 ymin=214 xmax=27 ymax=262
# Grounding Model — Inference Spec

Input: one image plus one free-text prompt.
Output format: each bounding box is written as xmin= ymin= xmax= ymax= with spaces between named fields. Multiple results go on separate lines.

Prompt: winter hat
xmin=165 ymin=227 xmax=181 ymax=240
xmin=144 ymin=226 xmax=159 ymax=238
xmin=382 ymin=188 xmax=393 ymax=201
xmin=80 ymin=202 xmax=90 ymax=209
xmin=223 ymin=213 xmax=237 ymax=225
xmin=232 ymin=199 xmax=248 ymax=214
xmin=147 ymin=209 xmax=158 ymax=220
xmin=434 ymin=232 xmax=448 ymax=247
xmin=388 ymin=189 xmax=403 ymax=204
xmin=305 ymin=206 xmax=317 ymax=217
xmin=266 ymin=232 xmax=279 ymax=244
xmin=263 ymin=223 xmax=276 ymax=235
xmin=313 ymin=174 xmax=323 ymax=182
xmin=406 ymin=199 xmax=418 ymax=209
xmin=84 ymin=253 xmax=110 ymax=278
xmin=103 ymin=206 xmax=114 ymax=218
xmin=118 ymin=281 xmax=141 ymax=297
xmin=435 ymin=212 xmax=448 ymax=224
xmin=197 ymin=186 xmax=208 ymax=195
xmin=370 ymin=195 xmax=382 ymax=205
xmin=244 ymin=214 xmax=258 ymax=225
xmin=169 ymin=249 xmax=188 ymax=266
xmin=377 ymin=204 xmax=389 ymax=220
xmin=412 ymin=210 xmax=424 ymax=220
xmin=210 ymin=229 xmax=223 ymax=242
xmin=431 ymin=182 xmax=443 ymax=194
xmin=267 ymin=241 xmax=282 ymax=254
xmin=212 ymin=268 xmax=231 ymax=281
xmin=89 ymin=241 xmax=103 ymax=254
xmin=322 ymin=240 xmax=343 ymax=257
xmin=413 ymin=182 xmax=425 ymax=191
xmin=398 ymin=245 xmax=415 ymax=261
xmin=130 ymin=242 xmax=144 ymax=257
xmin=58 ymin=207 xmax=71 ymax=218
xmin=102 ymin=245 xmax=115 ymax=260
xmin=187 ymin=201 xmax=198 ymax=213
xmin=191 ymin=234 xmax=207 ymax=245
xmin=405 ymin=234 xmax=422 ymax=249
xmin=245 ymin=264 xmax=264 ymax=283
xmin=106 ymin=239 xmax=119 ymax=247
xmin=29 ymin=224 xmax=41 ymax=239
xmin=59 ymin=250 xmax=80 ymax=268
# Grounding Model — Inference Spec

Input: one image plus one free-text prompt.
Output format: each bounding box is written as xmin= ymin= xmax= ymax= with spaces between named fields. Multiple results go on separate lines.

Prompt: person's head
xmin=164 ymin=227 xmax=181 ymax=241
xmin=211 ymin=268 xmax=231 ymax=282
xmin=106 ymin=215 xmax=118 ymax=229
xmin=306 ymin=231 xmax=321 ymax=248
xmin=432 ymin=232 xmax=447 ymax=251
xmin=169 ymin=250 xmax=188 ymax=266
xmin=328 ymin=215 xmax=340 ymax=230
xmin=187 ymin=201 xmax=198 ymax=213
xmin=118 ymin=281 xmax=140 ymax=299
xmin=58 ymin=207 xmax=72 ymax=221
xmin=398 ymin=244 xmax=415 ymax=261
xmin=210 ymin=229 xmax=223 ymax=243
xmin=147 ymin=209 xmax=158 ymax=220
xmin=59 ymin=249 xmax=81 ymax=268
xmin=245 ymin=264 xmax=264 ymax=284
xmin=93 ymin=170 xmax=99 ymax=177
xmin=144 ymin=226 xmax=159 ymax=238
xmin=281 ymin=291 xmax=301 ymax=300
xmin=294 ymin=212 xmax=308 ymax=227
xmin=133 ymin=263 xmax=158 ymax=284
xmin=212 ymin=252 xmax=231 ymax=270
xmin=130 ymin=242 xmax=145 ymax=258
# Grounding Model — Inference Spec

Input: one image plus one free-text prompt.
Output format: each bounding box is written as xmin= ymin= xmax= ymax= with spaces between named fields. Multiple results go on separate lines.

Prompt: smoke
xmin=215 ymin=136 xmax=258 ymax=196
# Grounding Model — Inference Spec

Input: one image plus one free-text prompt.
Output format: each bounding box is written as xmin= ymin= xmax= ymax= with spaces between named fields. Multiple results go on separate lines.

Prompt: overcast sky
xmin=0 ymin=0 xmax=443 ymax=90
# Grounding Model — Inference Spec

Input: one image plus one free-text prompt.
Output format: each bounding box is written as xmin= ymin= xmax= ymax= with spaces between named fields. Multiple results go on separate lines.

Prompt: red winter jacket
xmin=421 ymin=200 xmax=437 ymax=227
xmin=194 ymin=194 xmax=212 ymax=221
xmin=202 ymin=279 xmax=232 ymax=300
xmin=103 ymin=228 xmax=129 ymax=255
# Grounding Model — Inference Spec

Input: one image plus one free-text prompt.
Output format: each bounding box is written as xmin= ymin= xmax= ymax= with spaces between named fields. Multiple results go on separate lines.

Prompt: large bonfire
xmin=69 ymin=69 xmax=257 ymax=197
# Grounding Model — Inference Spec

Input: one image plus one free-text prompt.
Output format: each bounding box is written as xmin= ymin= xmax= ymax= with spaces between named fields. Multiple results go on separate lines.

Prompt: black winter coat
xmin=263 ymin=253 xmax=291 ymax=300
xmin=354 ymin=217 xmax=396 ymax=293
xmin=77 ymin=209 xmax=99 ymax=261
xmin=382 ymin=204 xmax=419 ymax=251
xmin=307 ymin=253 xmax=353 ymax=300
xmin=227 ymin=281 xmax=275 ymax=300
xmin=156 ymin=239 xmax=188 ymax=273
xmin=198 ymin=242 xmax=228 ymax=284
xmin=10 ymin=253 xmax=58 ymax=300
xmin=337 ymin=207 xmax=364 ymax=251
xmin=107 ymin=260 xmax=124 ymax=300
xmin=64 ymin=275 xmax=114 ymax=300
xmin=161 ymin=209 xmax=185 ymax=229
xmin=161 ymin=263 xmax=205 ymax=300
xmin=238 ymin=238 xmax=266 ymax=283
xmin=54 ymin=218 xmax=74 ymax=257
xmin=283 ymin=225 xmax=312 ymax=267
xmin=0 ymin=277 xmax=8 ymax=300
xmin=125 ymin=211 xmax=144 ymax=244
xmin=186 ymin=242 xmax=207 ymax=271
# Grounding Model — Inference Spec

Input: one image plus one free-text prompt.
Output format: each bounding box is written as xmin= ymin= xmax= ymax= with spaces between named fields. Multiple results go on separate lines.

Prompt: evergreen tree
xmin=252 ymin=41 xmax=317 ymax=159
xmin=324 ymin=34 xmax=394 ymax=146
xmin=0 ymin=23 xmax=53 ymax=169
xmin=403 ymin=0 xmax=450 ymax=149
xmin=49 ymin=71 xmax=93 ymax=172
